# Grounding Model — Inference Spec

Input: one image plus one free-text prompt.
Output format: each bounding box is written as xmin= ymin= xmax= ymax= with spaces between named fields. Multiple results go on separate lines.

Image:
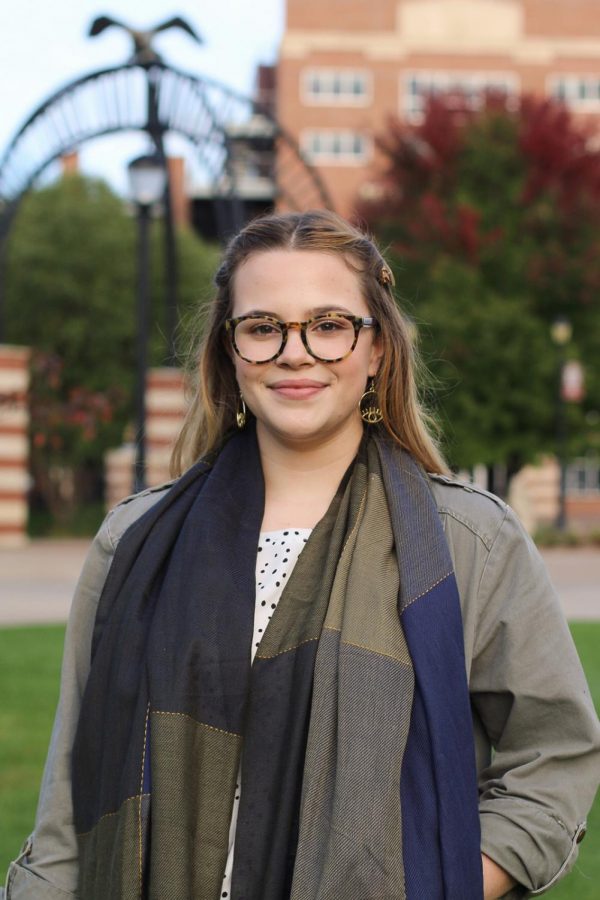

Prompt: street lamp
xmin=550 ymin=316 xmax=573 ymax=531
xmin=128 ymin=154 xmax=166 ymax=493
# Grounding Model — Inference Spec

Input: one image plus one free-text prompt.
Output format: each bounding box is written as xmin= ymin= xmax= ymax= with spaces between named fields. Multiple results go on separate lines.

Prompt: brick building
xmin=277 ymin=0 xmax=600 ymax=216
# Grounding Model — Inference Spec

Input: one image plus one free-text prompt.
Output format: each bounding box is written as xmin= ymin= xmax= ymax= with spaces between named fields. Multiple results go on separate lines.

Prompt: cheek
xmin=333 ymin=355 xmax=374 ymax=395
xmin=232 ymin=353 xmax=248 ymax=379
xmin=233 ymin=358 xmax=261 ymax=395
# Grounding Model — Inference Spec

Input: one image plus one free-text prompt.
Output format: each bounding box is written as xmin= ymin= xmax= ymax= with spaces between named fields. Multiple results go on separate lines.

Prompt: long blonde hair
xmin=171 ymin=210 xmax=448 ymax=476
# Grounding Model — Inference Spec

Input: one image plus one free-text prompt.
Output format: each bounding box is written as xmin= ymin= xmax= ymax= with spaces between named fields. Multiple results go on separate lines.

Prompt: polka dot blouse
xmin=221 ymin=528 xmax=312 ymax=898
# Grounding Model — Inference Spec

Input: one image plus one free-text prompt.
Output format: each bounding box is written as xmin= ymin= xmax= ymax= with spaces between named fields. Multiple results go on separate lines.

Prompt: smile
xmin=269 ymin=380 xmax=328 ymax=400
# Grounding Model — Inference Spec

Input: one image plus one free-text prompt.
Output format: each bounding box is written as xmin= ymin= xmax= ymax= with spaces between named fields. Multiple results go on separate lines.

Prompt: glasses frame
xmin=225 ymin=313 xmax=379 ymax=364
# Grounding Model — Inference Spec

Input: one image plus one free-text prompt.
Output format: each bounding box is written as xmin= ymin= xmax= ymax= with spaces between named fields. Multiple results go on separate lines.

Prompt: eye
xmin=247 ymin=320 xmax=281 ymax=337
xmin=312 ymin=316 xmax=351 ymax=333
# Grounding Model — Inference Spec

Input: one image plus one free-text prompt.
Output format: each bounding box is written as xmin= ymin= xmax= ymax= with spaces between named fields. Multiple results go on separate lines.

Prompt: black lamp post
xmin=550 ymin=316 xmax=573 ymax=531
xmin=128 ymin=154 xmax=166 ymax=493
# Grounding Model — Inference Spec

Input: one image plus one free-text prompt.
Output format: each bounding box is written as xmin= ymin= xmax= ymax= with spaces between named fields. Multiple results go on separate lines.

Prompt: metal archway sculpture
xmin=0 ymin=57 xmax=333 ymax=341
xmin=0 ymin=61 xmax=332 ymax=222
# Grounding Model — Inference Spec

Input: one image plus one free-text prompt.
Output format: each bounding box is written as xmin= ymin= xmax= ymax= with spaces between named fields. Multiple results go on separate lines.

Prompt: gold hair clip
xmin=378 ymin=265 xmax=394 ymax=287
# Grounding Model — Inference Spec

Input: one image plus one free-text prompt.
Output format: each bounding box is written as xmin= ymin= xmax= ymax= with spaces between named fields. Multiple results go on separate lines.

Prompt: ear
xmin=368 ymin=332 xmax=384 ymax=378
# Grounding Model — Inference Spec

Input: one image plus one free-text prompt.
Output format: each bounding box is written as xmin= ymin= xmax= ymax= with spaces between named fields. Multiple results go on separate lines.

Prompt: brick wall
xmin=279 ymin=0 xmax=600 ymax=215
xmin=0 ymin=346 xmax=30 ymax=546
xmin=105 ymin=367 xmax=188 ymax=509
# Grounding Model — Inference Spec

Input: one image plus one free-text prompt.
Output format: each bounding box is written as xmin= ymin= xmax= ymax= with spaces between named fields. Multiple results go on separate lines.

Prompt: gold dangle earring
xmin=236 ymin=392 xmax=247 ymax=429
xmin=360 ymin=379 xmax=383 ymax=424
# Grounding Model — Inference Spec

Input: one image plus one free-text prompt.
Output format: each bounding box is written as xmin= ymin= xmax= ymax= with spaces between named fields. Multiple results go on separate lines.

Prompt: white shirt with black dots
xmin=220 ymin=528 xmax=312 ymax=899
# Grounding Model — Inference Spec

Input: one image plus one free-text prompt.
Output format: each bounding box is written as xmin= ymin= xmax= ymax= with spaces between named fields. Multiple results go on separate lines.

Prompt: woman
xmin=5 ymin=210 xmax=599 ymax=900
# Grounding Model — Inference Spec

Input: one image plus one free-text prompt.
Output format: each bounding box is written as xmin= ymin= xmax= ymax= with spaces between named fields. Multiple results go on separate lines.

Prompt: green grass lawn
xmin=0 ymin=625 xmax=65 ymax=887
xmin=0 ymin=623 xmax=598 ymax=894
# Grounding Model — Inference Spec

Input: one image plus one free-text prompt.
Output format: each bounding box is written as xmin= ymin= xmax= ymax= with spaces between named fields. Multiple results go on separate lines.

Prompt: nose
xmin=276 ymin=323 xmax=313 ymax=365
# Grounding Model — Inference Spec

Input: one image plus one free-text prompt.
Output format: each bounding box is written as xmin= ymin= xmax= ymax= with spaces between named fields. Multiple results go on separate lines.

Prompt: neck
xmin=257 ymin=422 xmax=364 ymax=530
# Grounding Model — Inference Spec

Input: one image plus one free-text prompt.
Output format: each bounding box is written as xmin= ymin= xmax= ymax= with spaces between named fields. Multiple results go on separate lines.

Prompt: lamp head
xmin=127 ymin=154 xmax=166 ymax=206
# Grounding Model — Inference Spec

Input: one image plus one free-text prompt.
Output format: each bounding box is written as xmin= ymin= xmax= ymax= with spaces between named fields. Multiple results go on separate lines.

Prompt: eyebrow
xmin=241 ymin=305 xmax=356 ymax=318
xmin=310 ymin=305 xmax=354 ymax=315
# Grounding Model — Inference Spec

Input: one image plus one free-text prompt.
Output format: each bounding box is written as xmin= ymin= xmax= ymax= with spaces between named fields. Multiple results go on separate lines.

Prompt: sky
xmin=0 ymin=0 xmax=285 ymax=194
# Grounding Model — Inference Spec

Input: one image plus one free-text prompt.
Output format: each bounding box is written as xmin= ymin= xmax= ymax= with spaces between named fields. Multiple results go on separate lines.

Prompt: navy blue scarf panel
xmin=144 ymin=431 xmax=264 ymax=728
xmin=377 ymin=437 xmax=483 ymax=899
xmin=72 ymin=428 xmax=264 ymax=835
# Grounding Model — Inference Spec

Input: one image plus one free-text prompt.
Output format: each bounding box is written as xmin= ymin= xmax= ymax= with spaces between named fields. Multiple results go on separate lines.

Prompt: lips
xmin=269 ymin=379 xmax=327 ymax=400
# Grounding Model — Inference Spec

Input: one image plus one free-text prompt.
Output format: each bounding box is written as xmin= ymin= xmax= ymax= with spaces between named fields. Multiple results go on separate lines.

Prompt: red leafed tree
xmin=358 ymin=94 xmax=600 ymax=473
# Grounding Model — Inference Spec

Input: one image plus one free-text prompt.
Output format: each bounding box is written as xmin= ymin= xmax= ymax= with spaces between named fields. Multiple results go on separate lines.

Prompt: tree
xmin=359 ymin=95 xmax=600 ymax=474
xmin=5 ymin=173 xmax=219 ymax=523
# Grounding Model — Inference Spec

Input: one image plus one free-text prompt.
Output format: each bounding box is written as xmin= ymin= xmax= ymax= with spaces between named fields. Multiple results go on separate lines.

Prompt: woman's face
xmin=230 ymin=249 xmax=383 ymax=451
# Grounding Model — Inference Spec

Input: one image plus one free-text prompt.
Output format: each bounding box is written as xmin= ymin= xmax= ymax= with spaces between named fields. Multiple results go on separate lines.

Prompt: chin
xmin=274 ymin=424 xmax=326 ymax=445
xmin=259 ymin=414 xmax=362 ymax=449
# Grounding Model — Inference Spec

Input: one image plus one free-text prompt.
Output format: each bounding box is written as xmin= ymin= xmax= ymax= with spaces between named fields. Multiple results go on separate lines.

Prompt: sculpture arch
xmin=0 ymin=59 xmax=333 ymax=340
xmin=0 ymin=60 xmax=332 ymax=233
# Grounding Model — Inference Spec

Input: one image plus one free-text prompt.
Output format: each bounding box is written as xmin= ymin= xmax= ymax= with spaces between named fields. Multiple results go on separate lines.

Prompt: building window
xmin=549 ymin=75 xmax=600 ymax=111
xmin=301 ymin=130 xmax=371 ymax=165
xmin=567 ymin=458 xmax=600 ymax=494
xmin=403 ymin=71 xmax=518 ymax=121
xmin=302 ymin=69 xmax=372 ymax=106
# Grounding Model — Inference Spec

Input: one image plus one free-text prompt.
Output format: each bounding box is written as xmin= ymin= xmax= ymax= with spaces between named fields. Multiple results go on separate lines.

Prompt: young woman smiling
xmin=5 ymin=211 xmax=599 ymax=900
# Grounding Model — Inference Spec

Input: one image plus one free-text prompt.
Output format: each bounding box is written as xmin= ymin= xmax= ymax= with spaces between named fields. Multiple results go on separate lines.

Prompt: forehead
xmin=231 ymin=249 xmax=368 ymax=316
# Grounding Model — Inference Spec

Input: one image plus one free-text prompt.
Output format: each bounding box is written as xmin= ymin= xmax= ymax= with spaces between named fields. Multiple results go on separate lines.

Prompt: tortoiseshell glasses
xmin=225 ymin=313 xmax=378 ymax=364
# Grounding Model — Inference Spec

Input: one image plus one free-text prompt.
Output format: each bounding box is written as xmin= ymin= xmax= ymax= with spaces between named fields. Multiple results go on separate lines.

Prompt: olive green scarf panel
xmin=77 ymin=715 xmax=241 ymax=900
xmin=291 ymin=446 xmax=414 ymax=899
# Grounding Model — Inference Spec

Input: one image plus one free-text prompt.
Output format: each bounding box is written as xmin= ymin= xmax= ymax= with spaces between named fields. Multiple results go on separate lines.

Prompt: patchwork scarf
xmin=72 ymin=427 xmax=482 ymax=899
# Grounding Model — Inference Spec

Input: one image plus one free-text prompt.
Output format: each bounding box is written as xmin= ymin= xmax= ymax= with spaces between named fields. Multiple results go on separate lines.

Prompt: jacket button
xmin=576 ymin=827 xmax=587 ymax=844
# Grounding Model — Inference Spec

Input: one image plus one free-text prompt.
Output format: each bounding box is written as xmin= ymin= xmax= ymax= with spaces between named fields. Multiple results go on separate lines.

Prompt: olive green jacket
xmin=4 ymin=476 xmax=600 ymax=899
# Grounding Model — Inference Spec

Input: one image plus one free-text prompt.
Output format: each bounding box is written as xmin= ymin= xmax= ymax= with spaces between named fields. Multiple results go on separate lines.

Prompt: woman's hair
xmin=171 ymin=209 xmax=449 ymax=476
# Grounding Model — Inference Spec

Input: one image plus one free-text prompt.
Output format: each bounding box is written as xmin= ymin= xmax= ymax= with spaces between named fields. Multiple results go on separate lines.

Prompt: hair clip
xmin=378 ymin=265 xmax=394 ymax=287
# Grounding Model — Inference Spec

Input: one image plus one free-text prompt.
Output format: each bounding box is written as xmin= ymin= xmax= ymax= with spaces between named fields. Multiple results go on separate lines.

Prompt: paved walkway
xmin=0 ymin=539 xmax=91 ymax=625
xmin=538 ymin=547 xmax=600 ymax=621
xmin=0 ymin=539 xmax=599 ymax=626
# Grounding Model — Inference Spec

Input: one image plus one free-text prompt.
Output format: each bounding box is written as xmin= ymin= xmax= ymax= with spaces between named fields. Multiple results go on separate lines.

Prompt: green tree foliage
xmin=359 ymin=95 xmax=600 ymax=471
xmin=5 ymin=173 xmax=219 ymax=522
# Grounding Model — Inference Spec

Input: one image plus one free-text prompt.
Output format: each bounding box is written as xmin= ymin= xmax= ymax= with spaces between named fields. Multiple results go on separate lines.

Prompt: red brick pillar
xmin=146 ymin=367 xmax=187 ymax=487
xmin=104 ymin=367 xmax=188 ymax=508
xmin=0 ymin=345 xmax=30 ymax=546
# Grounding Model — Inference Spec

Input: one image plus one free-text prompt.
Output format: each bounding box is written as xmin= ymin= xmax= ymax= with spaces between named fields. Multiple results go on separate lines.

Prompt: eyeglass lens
xmin=234 ymin=316 xmax=356 ymax=362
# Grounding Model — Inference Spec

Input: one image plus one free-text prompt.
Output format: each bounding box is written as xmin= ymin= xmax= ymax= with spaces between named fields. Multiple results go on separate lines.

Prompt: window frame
xmin=402 ymin=70 xmax=519 ymax=122
xmin=548 ymin=74 xmax=600 ymax=111
xmin=301 ymin=68 xmax=372 ymax=107
xmin=301 ymin=129 xmax=372 ymax=165
xmin=566 ymin=457 xmax=600 ymax=495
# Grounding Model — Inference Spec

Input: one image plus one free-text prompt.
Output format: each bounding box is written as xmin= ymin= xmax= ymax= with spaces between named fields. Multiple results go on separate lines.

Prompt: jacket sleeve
xmin=470 ymin=506 xmax=600 ymax=896
xmin=3 ymin=516 xmax=115 ymax=899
